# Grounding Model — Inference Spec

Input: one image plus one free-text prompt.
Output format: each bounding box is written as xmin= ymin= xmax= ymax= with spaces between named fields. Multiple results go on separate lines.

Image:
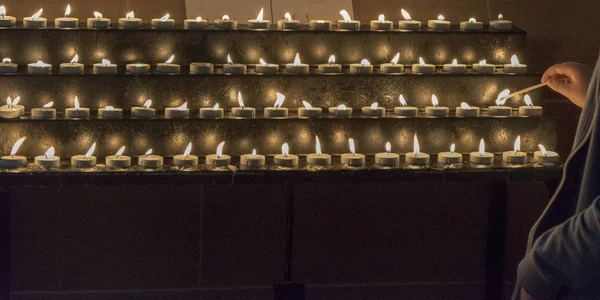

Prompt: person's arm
xmin=542 ymin=62 xmax=593 ymax=108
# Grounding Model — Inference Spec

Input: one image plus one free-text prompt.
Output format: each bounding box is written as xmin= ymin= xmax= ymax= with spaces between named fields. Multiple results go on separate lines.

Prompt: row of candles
xmin=0 ymin=91 xmax=542 ymax=120
xmin=0 ymin=6 xmax=514 ymax=31
xmin=0 ymin=134 xmax=559 ymax=170
xmin=0 ymin=54 xmax=527 ymax=75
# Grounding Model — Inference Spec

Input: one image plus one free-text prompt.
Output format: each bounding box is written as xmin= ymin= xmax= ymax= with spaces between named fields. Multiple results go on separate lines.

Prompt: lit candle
xmin=173 ymin=142 xmax=198 ymax=167
xmin=93 ymin=59 xmax=117 ymax=74
xmin=264 ymin=92 xmax=288 ymax=118
xmin=438 ymin=143 xmax=463 ymax=164
xmin=472 ymin=59 xmax=495 ymax=74
xmin=0 ymin=5 xmax=16 ymax=27
xmin=31 ymin=101 xmax=56 ymax=119
xmin=106 ymin=146 xmax=131 ymax=168
xmin=119 ymin=11 xmax=142 ymax=29
xmin=503 ymin=135 xmax=527 ymax=164
xmin=0 ymin=137 xmax=27 ymax=168
xmin=534 ymin=144 xmax=560 ymax=163
xmin=470 ymin=138 xmax=494 ymax=164
xmin=375 ymin=142 xmax=399 ymax=166
xmin=138 ymin=149 xmax=163 ymax=168
xmin=165 ymin=101 xmax=189 ymax=119
xmin=241 ymin=149 xmax=266 ymax=167
xmin=152 ymin=13 xmax=175 ymax=29
xmin=131 ymin=99 xmax=155 ymax=118
xmin=490 ymin=14 xmax=512 ymax=30
xmin=216 ymin=15 xmax=237 ymax=30
xmin=519 ymin=95 xmax=542 ymax=116
xmin=277 ymin=12 xmax=300 ymax=29
xmin=65 ymin=96 xmax=90 ymax=119
xmin=126 ymin=63 xmax=150 ymax=74
xmin=460 ymin=17 xmax=482 ymax=30
xmin=28 ymin=60 xmax=52 ymax=74
xmin=274 ymin=143 xmax=299 ymax=166
xmin=286 ymin=53 xmax=309 ymax=74
xmin=231 ymin=92 xmax=255 ymax=118
xmin=0 ymin=96 xmax=22 ymax=119
xmin=394 ymin=95 xmax=418 ymax=116
xmin=23 ymin=8 xmax=46 ymax=28
xmin=504 ymin=54 xmax=527 ymax=74
xmin=307 ymin=136 xmax=331 ymax=165
xmin=184 ymin=16 xmax=207 ymax=29
xmin=338 ymin=10 xmax=360 ymax=30
xmin=412 ymin=57 xmax=435 ymax=74
xmin=341 ymin=138 xmax=365 ymax=166
xmin=0 ymin=58 xmax=17 ymax=73
xmin=255 ymin=58 xmax=279 ymax=74
xmin=200 ymin=103 xmax=224 ymax=118
xmin=298 ymin=101 xmax=322 ymax=118
xmin=98 ymin=105 xmax=123 ymax=119
xmin=60 ymin=54 xmax=84 ymax=74
xmin=425 ymin=95 xmax=449 ymax=116
xmin=380 ymin=53 xmax=404 ymax=74
xmin=428 ymin=14 xmax=451 ymax=30
xmin=370 ymin=14 xmax=393 ymax=30
xmin=318 ymin=55 xmax=342 ymax=73
xmin=71 ymin=142 xmax=97 ymax=168
xmin=350 ymin=59 xmax=373 ymax=74
xmin=55 ymin=4 xmax=79 ymax=28
xmin=443 ymin=59 xmax=467 ymax=74
xmin=398 ymin=9 xmax=421 ymax=31
xmin=489 ymin=89 xmax=512 ymax=116
xmin=405 ymin=134 xmax=430 ymax=165
xmin=190 ymin=62 xmax=214 ymax=74
xmin=35 ymin=146 xmax=60 ymax=168
xmin=309 ymin=19 xmax=332 ymax=31
xmin=456 ymin=102 xmax=480 ymax=117
xmin=206 ymin=141 xmax=231 ymax=166
xmin=361 ymin=102 xmax=385 ymax=117
xmin=329 ymin=104 xmax=353 ymax=118
xmin=87 ymin=11 xmax=110 ymax=28
xmin=156 ymin=55 xmax=180 ymax=74
xmin=249 ymin=7 xmax=270 ymax=29
xmin=223 ymin=54 xmax=247 ymax=74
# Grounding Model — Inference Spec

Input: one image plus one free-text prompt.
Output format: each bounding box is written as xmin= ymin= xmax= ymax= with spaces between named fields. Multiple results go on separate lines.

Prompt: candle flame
xmin=285 ymin=12 xmax=292 ymax=21
xmin=450 ymin=143 xmax=455 ymax=154
xmin=126 ymin=11 xmax=134 ymax=19
xmin=460 ymin=102 xmax=471 ymax=109
xmin=237 ymin=92 xmax=244 ymax=108
xmin=84 ymin=142 xmax=96 ymax=158
xmin=3 ymin=58 xmax=11 ymax=64
xmin=256 ymin=7 xmax=264 ymax=22
xmin=0 ymin=5 xmax=5 ymax=17
xmin=64 ymin=4 xmax=71 ymax=17
xmin=10 ymin=137 xmax=26 ymax=156
xmin=216 ymin=141 xmax=225 ymax=158
xmin=538 ymin=144 xmax=548 ymax=156
xmin=227 ymin=54 xmax=233 ymax=64
xmin=328 ymin=55 xmax=336 ymax=64
xmin=495 ymin=89 xmax=511 ymax=105
xmin=498 ymin=14 xmax=503 ymax=20
xmin=196 ymin=16 xmax=202 ymax=21
xmin=176 ymin=102 xmax=188 ymax=110
xmin=451 ymin=59 xmax=458 ymax=66
xmin=479 ymin=59 xmax=487 ymax=66
xmin=105 ymin=105 xmax=114 ymax=111
xmin=413 ymin=134 xmax=420 ymax=155
xmin=378 ymin=14 xmax=385 ymax=22
xmin=438 ymin=15 xmax=445 ymax=21
xmin=431 ymin=94 xmax=439 ymax=107
xmin=340 ymin=10 xmax=351 ymax=22
xmin=361 ymin=59 xmax=370 ymax=66
xmin=102 ymin=59 xmax=110 ymax=66
xmin=142 ymin=99 xmax=152 ymax=108
xmin=385 ymin=141 xmax=391 ymax=153
xmin=31 ymin=8 xmax=43 ymax=20
xmin=165 ymin=55 xmax=174 ymax=64
xmin=337 ymin=104 xmax=347 ymax=110
xmin=401 ymin=9 xmax=412 ymax=21
xmin=12 ymin=96 xmax=19 ymax=106
xmin=469 ymin=17 xmax=476 ymax=23
xmin=370 ymin=102 xmax=378 ymax=110
xmin=94 ymin=11 xmax=102 ymax=18
xmin=259 ymin=58 xmax=268 ymax=66
xmin=74 ymin=96 xmax=80 ymax=109
xmin=35 ymin=60 xmax=44 ymax=67
xmin=315 ymin=136 xmax=322 ymax=155
xmin=183 ymin=142 xmax=192 ymax=158
xmin=212 ymin=103 xmax=220 ymax=110
xmin=160 ymin=13 xmax=170 ymax=21
xmin=348 ymin=138 xmax=355 ymax=154
xmin=524 ymin=95 xmax=533 ymax=107
xmin=281 ymin=143 xmax=289 ymax=156
xmin=115 ymin=146 xmax=125 ymax=157
xmin=478 ymin=138 xmax=485 ymax=156
xmin=390 ymin=52 xmax=400 ymax=65
xmin=419 ymin=57 xmax=426 ymax=66
xmin=71 ymin=54 xmax=79 ymax=64
xmin=45 ymin=146 xmax=55 ymax=158
xmin=42 ymin=101 xmax=54 ymax=109
xmin=6 ymin=97 xmax=10 ymax=107
xmin=514 ymin=135 xmax=521 ymax=153
xmin=511 ymin=54 xmax=520 ymax=66
xmin=399 ymin=94 xmax=407 ymax=106
xmin=222 ymin=15 xmax=230 ymax=21
xmin=145 ymin=149 xmax=152 ymax=155
xmin=293 ymin=53 xmax=301 ymax=66
xmin=252 ymin=149 xmax=257 ymax=155
xmin=274 ymin=92 xmax=285 ymax=108
xmin=303 ymin=101 xmax=313 ymax=109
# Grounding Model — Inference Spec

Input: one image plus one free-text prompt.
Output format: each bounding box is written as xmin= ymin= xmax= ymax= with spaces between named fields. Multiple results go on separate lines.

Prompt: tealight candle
xmin=28 ymin=60 xmax=51 ymax=74
xmin=412 ymin=57 xmax=435 ymax=74
xmin=126 ymin=63 xmax=150 ymax=74
xmin=341 ymin=138 xmax=365 ymax=166
xmin=277 ymin=13 xmax=300 ymax=29
xmin=398 ymin=9 xmax=421 ymax=31
xmin=286 ymin=53 xmax=309 ymax=74
xmin=173 ymin=143 xmax=198 ymax=167
xmin=470 ymin=138 xmax=494 ymax=164
xmin=350 ymin=59 xmax=373 ymax=74
xmin=184 ymin=17 xmax=208 ymax=29
xmin=215 ymin=15 xmax=237 ymax=30
xmin=264 ymin=92 xmax=288 ymax=118
xmin=490 ymin=14 xmax=512 ymax=30
xmin=438 ymin=143 xmax=463 ymax=164
xmin=0 ymin=137 xmax=27 ymax=169
xmin=106 ymin=146 xmax=131 ymax=168
xmin=394 ymin=95 xmax=418 ymax=116
xmin=473 ymin=59 xmax=496 ymax=74
xmin=405 ymin=134 xmax=430 ymax=165
xmin=306 ymin=136 xmax=331 ymax=165
xmin=190 ymin=62 xmax=214 ymax=74
xmin=23 ymin=9 xmax=46 ymax=28
xmin=456 ymin=102 xmax=480 ymax=117
xmin=460 ymin=18 xmax=482 ymax=30
xmin=443 ymin=59 xmax=467 ymax=74
xmin=0 ymin=96 xmax=22 ymax=119
xmin=375 ymin=142 xmax=399 ymax=166
xmin=156 ymin=55 xmax=180 ymax=74
xmin=519 ymin=95 xmax=542 ymax=116
xmin=370 ymin=14 xmax=393 ymax=30
xmin=489 ymin=89 xmax=512 ymax=116
xmin=165 ymin=102 xmax=189 ymax=119
xmin=119 ymin=11 xmax=142 ymax=29
xmin=152 ymin=13 xmax=175 ymax=29
xmin=98 ymin=105 xmax=123 ymax=119
xmin=428 ymin=15 xmax=451 ymax=30
xmin=318 ymin=55 xmax=342 ymax=73
xmin=309 ymin=20 xmax=332 ymax=30
xmin=223 ymin=54 xmax=247 ymax=74
xmin=255 ymin=58 xmax=279 ymax=74
xmin=241 ymin=149 xmax=266 ymax=167
xmin=35 ymin=146 xmax=60 ymax=168
xmin=380 ymin=53 xmax=404 ymax=74
xmin=337 ymin=10 xmax=360 ymax=30
xmin=60 ymin=54 xmax=84 ymax=74
xmin=131 ymin=99 xmax=155 ymax=118
xmin=329 ymin=104 xmax=353 ymax=118
xmin=87 ymin=11 xmax=111 ymax=28
xmin=425 ymin=95 xmax=449 ymax=116
xmin=274 ymin=143 xmax=299 ymax=166
xmin=0 ymin=58 xmax=17 ymax=73
xmin=361 ymin=102 xmax=385 ymax=117
xmin=503 ymin=136 xmax=526 ymax=164
xmin=55 ymin=4 xmax=79 ymax=28
xmin=93 ymin=59 xmax=117 ymax=74
xmin=205 ymin=142 xmax=231 ymax=166
xmin=534 ymin=144 xmax=560 ymax=163
xmin=200 ymin=103 xmax=224 ymax=118
xmin=504 ymin=54 xmax=527 ymax=74
xmin=249 ymin=8 xmax=270 ymax=29
xmin=65 ymin=96 xmax=90 ymax=119
xmin=231 ymin=92 xmax=255 ymax=118
xmin=71 ymin=142 xmax=97 ymax=168
xmin=298 ymin=101 xmax=322 ymax=118
xmin=31 ymin=101 xmax=56 ymax=119
xmin=138 ymin=149 xmax=163 ymax=168
xmin=0 ymin=6 xmax=16 ymax=27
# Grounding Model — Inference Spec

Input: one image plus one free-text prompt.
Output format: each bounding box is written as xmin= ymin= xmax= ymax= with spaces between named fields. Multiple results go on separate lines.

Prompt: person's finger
xmin=547 ymin=78 xmax=575 ymax=97
xmin=542 ymin=63 xmax=564 ymax=83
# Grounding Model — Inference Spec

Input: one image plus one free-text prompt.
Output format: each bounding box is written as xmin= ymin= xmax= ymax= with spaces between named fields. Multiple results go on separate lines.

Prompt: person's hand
xmin=542 ymin=62 xmax=593 ymax=108
xmin=521 ymin=288 xmax=538 ymax=300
